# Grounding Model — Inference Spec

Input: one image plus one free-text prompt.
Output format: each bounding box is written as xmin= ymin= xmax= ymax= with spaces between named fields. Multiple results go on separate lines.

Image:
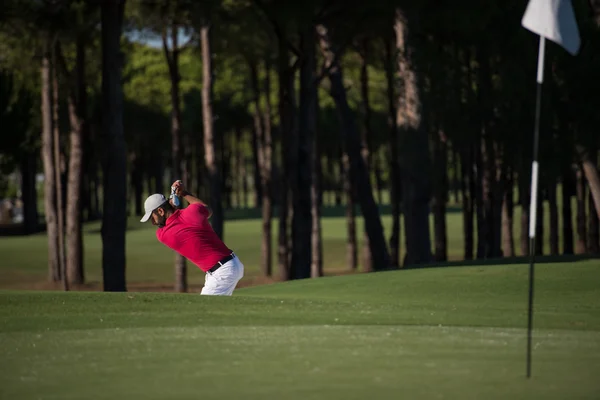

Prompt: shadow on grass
xmin=401 ymin=253 xmax=600 ymax=270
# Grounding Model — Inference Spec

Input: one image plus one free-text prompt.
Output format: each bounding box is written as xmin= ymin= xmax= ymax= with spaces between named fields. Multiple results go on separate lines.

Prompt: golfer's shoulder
xmin=187 ymin=202 xmax=208 ymax=212
xmin=182 ymin=203 xmax=209 ymax=217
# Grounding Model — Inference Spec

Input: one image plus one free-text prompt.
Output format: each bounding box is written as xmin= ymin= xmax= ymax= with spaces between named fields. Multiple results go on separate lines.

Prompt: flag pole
xmin=527 ymin=34 xmax=545 ymax=379
xmin=521 ymin=0 xmax=580 ymax=380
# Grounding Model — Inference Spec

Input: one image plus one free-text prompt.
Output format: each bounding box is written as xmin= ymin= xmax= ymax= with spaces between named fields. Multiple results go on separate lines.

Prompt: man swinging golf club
xmin=140 ymin=180 xmax=244 ymax=295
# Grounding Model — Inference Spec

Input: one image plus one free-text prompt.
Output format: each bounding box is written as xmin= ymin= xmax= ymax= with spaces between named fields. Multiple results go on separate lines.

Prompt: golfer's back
xmin=156 ymin=203 xmax=231 ymax=272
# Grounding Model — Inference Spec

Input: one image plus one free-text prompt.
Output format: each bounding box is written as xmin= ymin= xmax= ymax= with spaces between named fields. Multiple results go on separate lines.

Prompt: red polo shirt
xmin=156 ymin=203 xmax=232 ymax=272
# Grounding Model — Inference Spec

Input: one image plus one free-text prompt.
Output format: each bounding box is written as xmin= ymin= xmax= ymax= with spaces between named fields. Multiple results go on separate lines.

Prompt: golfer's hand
xmin=171 ymin=180 xmax=185 ymax=197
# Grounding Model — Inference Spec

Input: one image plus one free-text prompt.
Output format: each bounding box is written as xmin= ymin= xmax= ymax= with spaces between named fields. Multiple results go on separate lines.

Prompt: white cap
xmin=140 ymin=193 xmax=168 ymax=223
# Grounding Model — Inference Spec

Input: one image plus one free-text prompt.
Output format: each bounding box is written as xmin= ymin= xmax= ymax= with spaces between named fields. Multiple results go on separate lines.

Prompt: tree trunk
xmin=576 ymin=164 xmax=587 ymax=254
xmin=461 ymin=148 xmax=474 ymax=260
xmin=262 ymin=57 xmax=274 ymax=276
xmin=584 ymin=148 xmax=599 ymax=253
xmin=41 ymin=45 xmax=60 ymax=282
xmin=452 ymin=149 xmax=460 ymax=204
xmin=576 ymin=144 xmax=600 ymax=219
xmin=374 ymin=156 xmax=384 ymax=205
xmin=249 ymin=57 xmax=272 ymax=275
xmin=476 ymin=46 xmax=497 ymax=259
xmin=83 ymin=123 xmax=98 ymax=221
xmin=250 ymin=101 xmax=263 ymax=208
xmin=333 ymin=152 xmax=342 ymax=206
xmin=91 ymin=165 xmax=100 ymax=219
xmin=548 ymin=178 xmax=559 ymax=255
xmin=492 ymin=143 xmax=505 ymax=258
xmin=235 ymin=127 xmax=243 ymax=207
xmin=358 ymin=39 xmax=373 ymax=272
xmin=475 ymin=144 xmax=486 ymax=259
xmin=432 ymin=129 xmax=447 ymax=262
xmin=82 ymin=167 xmax=91 ymax=221
xmin=290 ymin=26 xmax=312 ymax=280
xmin=65 ymin=37 xmax=86 ymax=285
xmin=20 ymin=151 xmax=39 ymax=234
xmin=311 ymin=91 xmax=323 ymax=278
xmin=276 ymin=30 xmax=295 ymax=281
xmin=535 ymin=188 xmax=544 ymax=256
xmin=501 ymin=168 xmax=515 ymax=257
xmin=52 ymin=45 xmax=67 ymax=290
xmin=317 ymin=24 xmax=391 ymax=270
xmin=294 ymin=24 xmax=317 ymax=280
xmin=101 ymin=0 xmax=127 ymax=292
xmin=589 ymin=189 xmax=600 ymax=254
xmin=384 ymin=33 xmax=401 ymax=267
xmin=343 ymin=152 xmax=358 ymax=270
xmin=562 ymin=167 xmax=574 ymax=254
xmin=163 ymin=24 xmax=187 ymax=292
xmin=201 ymin=23 xmax=223 ymax=240
xmin=393 ymin=10 xmax=431 ymax=266
xmin=519 ymin=164 xmax=531 ymax=256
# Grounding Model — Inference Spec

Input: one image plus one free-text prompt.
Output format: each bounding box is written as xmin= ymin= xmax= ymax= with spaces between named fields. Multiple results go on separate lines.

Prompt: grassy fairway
xmin=1 ymin=261 xmax=599 ymax=399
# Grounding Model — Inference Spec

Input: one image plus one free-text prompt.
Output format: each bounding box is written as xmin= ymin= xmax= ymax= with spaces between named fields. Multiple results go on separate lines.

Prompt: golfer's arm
xmin=182 ymin=191 xmax=213 ymax=217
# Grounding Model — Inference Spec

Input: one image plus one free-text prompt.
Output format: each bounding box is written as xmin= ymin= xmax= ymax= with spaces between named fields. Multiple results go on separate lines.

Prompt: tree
xmin=394 ymin=8 xmax=432 ymax=266
xmin=383 ymin=29 xmax=401 ymax=267
xmin=51 ymin=41 xmax=67 ymax=290
xmin=292 ymin=21 xmax=316 ymax=280
xmin=261 ymin=58 xmax=275 ymax=276
xmin=56 ymin=11 xmax=93 ymax=285
xmin=235 ymin=3 xmax=276 ymax=277
xmin=577 ymin=144 xmax=600 ymax=221
xmin=317 ymin=23 xmax=391 ymax=271
xmin=275 ymin=22 xmax=295 ymax=281
xmin=162 ymin=13 xmax=189 ymax=293
xmin=101 ymin=0 xmax=127 ymax=292
xmin=357 ymin=37 xmax=374 ymax=272
xmin=200 ymin=20 xmax=224 ymax=239
xmin=41 ymin=40 xmax=61 ymax=282
xmin=2 ymin=0 xmax=65 ymax=282
xmin=64 ymin=36 xmax=86 ymax=285
xmin=127 ymin=0 xmax=193 ymax=291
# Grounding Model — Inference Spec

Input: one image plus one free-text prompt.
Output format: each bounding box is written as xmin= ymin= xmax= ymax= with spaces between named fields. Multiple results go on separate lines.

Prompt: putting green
xmin=1 ymin=261 xmax=599 ymax=399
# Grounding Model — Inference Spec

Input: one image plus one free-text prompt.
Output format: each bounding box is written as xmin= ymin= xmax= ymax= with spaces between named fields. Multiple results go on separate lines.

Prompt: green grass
xmin=1 ymin=261 xmax=599 ymax=399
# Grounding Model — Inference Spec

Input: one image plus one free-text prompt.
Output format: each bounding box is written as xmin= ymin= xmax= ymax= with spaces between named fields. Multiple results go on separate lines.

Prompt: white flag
xmin=522 ymin=0 xmax=581 ymax=56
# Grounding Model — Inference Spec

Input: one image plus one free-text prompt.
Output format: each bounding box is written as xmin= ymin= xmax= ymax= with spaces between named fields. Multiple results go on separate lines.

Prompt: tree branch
xmin=252 ymin=0 xmax=301 ymax=59
xmin=315 ymin=25 xmax=343 ymax=84
xmin=314 ymin=17 xmax=369 ymax=84
xmin=315 ymin=54 xmax=338 ymax=84
xmin=161 ymin=27 xmax=175 ymax=77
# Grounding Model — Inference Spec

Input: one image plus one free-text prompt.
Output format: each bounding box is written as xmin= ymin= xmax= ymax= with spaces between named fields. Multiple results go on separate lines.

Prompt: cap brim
xmin=140 ymin=211 xmax=152 ymax=223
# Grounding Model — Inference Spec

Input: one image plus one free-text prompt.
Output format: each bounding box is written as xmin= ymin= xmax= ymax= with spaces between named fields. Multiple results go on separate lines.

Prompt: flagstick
xmin=527 ymin=35 xmax=545 ymax=379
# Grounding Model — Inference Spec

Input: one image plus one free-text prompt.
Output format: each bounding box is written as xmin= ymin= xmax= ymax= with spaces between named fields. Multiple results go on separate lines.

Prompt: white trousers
xmin=201 ymin=255 xmax=244 ymax=296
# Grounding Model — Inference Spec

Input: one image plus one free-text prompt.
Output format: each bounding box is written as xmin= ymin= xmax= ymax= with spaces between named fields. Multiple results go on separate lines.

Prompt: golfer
xmin=140 ymin=181 xmax=244 ymax=295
